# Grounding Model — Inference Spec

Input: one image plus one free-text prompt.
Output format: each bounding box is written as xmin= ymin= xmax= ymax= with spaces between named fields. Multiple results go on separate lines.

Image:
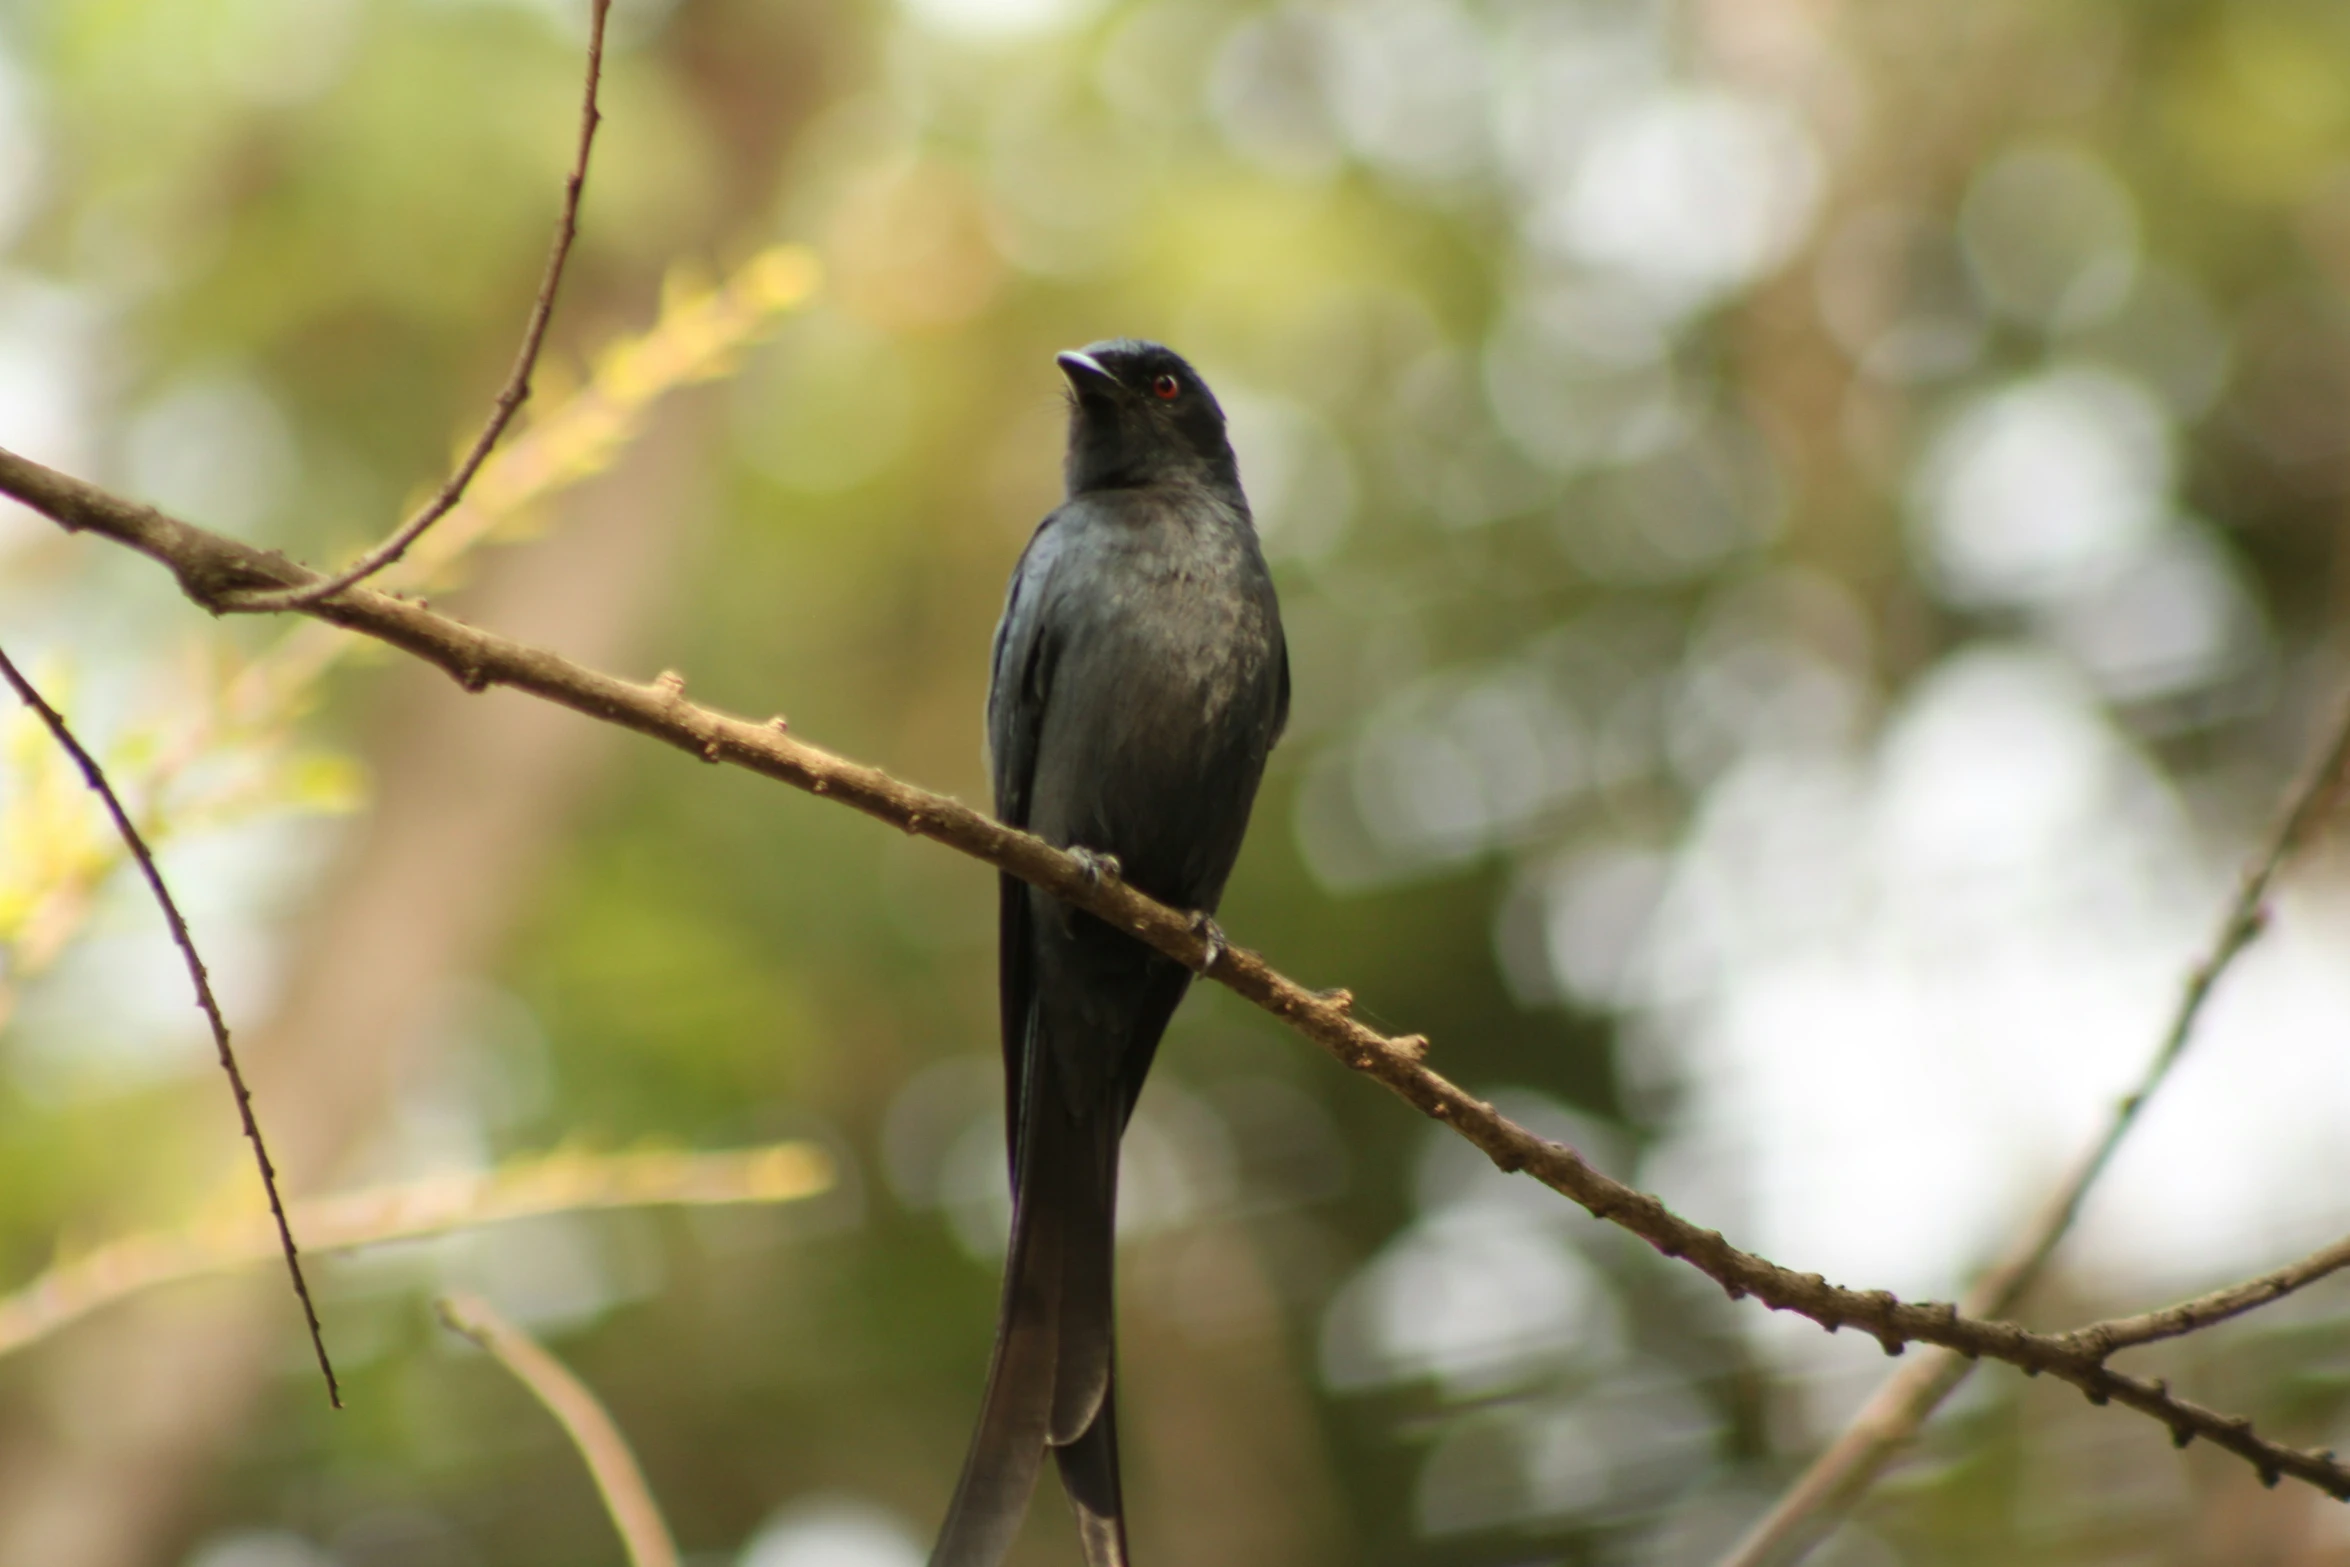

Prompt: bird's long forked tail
xmin=929 ymin=1060 xmax=1127 ymax=1567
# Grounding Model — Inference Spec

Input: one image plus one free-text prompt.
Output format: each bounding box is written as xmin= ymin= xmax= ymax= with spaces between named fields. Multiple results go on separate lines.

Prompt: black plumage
xmin=928 ymin=340 xmax=1289 ymax=1567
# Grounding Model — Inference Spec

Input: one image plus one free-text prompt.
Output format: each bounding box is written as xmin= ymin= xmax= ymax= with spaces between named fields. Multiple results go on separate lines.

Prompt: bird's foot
xmin=1069 ymin=846 xmax=1123 ymax=886
xmin=1188 ymin=913 xmax=1227 ymax=974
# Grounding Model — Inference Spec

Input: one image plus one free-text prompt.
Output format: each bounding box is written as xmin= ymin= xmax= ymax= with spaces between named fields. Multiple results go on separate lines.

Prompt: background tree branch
xmin=438 ymin=1291 xmax=680 ymax=1567
xmin=0 ymin=1140 xmax=830 ymax=1363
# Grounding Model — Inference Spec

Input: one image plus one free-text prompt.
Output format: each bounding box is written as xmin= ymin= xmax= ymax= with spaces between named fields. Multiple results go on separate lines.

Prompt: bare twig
xmin=1721 ymin=693 xmax=2350 ymax=1567
xmin=16 ymin=447 xmax=2350 ymax=1500
xmin=438 ymin=1292 xmax=679 ymax=1567
xmin=2057 ymin=1230 xmax=2350 ymax=1360
xmin=0 ymin=243 xmax=822 ymax=1032
xmin=0 ymin=644 xmax=339 ymax=1407
xmin=0 ymin=1141 xmax=831 ymax=1361
xmin=220 ymin=0 xmax=613 ymax=614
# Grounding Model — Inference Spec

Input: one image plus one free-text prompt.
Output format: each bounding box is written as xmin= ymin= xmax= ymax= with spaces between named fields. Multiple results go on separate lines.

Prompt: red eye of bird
xmin=1151 ymin=373 xmax=1180 ymax=399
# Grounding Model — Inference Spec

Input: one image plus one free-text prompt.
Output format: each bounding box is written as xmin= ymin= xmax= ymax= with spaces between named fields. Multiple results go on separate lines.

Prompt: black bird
xmin=930 ymin=340 xmax=1289 ymax=1567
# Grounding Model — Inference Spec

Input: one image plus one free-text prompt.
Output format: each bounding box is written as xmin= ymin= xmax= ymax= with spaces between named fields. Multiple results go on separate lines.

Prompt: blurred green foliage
xmin=7 ymin=1 xmax=2350 ymax=1565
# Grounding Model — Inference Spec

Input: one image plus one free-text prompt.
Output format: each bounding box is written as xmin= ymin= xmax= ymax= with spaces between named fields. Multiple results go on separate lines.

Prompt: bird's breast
xmin=1117 ymin=585 xmax=1249 ymax=706
xmin=1027 ymin=540 xmax=1281 ymax=899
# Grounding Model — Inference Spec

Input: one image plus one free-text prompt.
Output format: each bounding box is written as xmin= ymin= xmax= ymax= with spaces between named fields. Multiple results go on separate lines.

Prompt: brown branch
xmin=0 ymin=644 xmax=339 ymax=1407
xmin=219 ymin=0 xmax=612 ymax=613
xmin=0 ymin=1141 xmax=831 ymax=1361
xmin=438 ymin=1292 xmax=679 ymax=1567
xmin=2057 ymin=1231 xmax=2350 ymax=1361
xmin=15 ymin=445 xmax=2350 ymax=1501
xmin=1721 ymin=689 xmax=2350 ymax=1567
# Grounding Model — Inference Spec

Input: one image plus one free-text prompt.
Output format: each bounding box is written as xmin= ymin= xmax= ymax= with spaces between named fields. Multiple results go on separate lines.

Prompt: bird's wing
xmin=1271 ymin=620 xmax=1292 ymax=744
xmin=986 ymin=517 xmax=1066 ymax=1156
xmin=987 ymin=519 xmax=1063 ymax=832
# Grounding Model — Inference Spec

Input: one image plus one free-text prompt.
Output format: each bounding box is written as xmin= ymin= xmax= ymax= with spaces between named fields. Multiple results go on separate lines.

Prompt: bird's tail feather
xmin=1047 ymin=1093 xmax=1117 ymax=1446
xmin=1056 ymin=1389 xmax=1131 ymax=1567
xmin=929 ymin=1050 xmax=1124 ymax=1567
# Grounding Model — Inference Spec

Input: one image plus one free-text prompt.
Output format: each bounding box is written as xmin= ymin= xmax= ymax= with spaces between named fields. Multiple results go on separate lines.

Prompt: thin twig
xmin=220 ymin=0 xmax=612 ymax=614
xmin=2058 ymin=1230 xmax=2350 ymax=1360
xmin=437 ymin=1292 xmax=679 ymax=1567
xmin=1719 ymin=692 xmax=2350 ymax=1567
xmin=0 ymin=242 xmax=822 ymax=1028
xmin=0 ymin=1141 xmax=831 ymax=1361
xmin=0 ymin=644 xmax=339 ymax=1407
xmin=15 ymin=447 xmax=2350 ymax=1501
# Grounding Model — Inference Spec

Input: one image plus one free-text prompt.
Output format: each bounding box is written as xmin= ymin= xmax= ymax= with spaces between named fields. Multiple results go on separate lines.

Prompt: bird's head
xmin=1055 ymin=339 xmax=1239 ymax=497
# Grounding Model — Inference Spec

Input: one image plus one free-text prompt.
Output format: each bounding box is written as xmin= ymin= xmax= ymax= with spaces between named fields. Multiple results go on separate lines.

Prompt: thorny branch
xmin=19 ymin=445 xmax=2350 ymax=1500
xmin=1721 ymin=687 xmax=2350 ymax=1567
xmin=219 ymin=0 xmax=612 ymax=614
xmin=439 ymin=1292 xmax=680 ymax=1567
xmin=0 ymin=644 xmax=339 ymax=1407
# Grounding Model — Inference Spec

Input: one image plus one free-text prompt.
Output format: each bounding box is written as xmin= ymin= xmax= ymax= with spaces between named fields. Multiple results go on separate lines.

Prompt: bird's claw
xmin=1069 ymin=847 xmax=1122 ymax=886
xmin=1189 ymin=913 xmax=1227 ymax=973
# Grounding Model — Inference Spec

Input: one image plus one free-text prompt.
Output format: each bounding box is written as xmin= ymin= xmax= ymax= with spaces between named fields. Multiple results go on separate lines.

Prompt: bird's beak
xmin=1055 ymin=350 xmax=1120 ymax=396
